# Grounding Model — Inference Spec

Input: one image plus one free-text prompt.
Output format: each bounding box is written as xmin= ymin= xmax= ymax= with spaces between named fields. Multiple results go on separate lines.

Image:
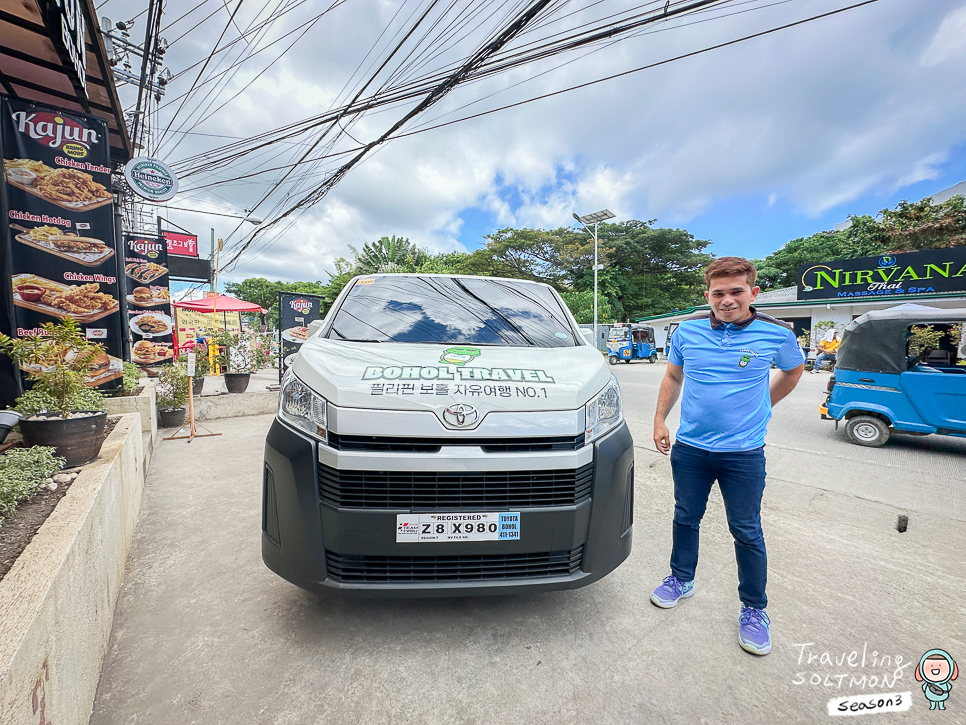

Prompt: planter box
xmin=0 ymin=413 xmax=145 ymax=725
xmin=105 ymin=387 xmax=157 ymax=445
xmin=105 ymin=387 xmax=158 ymax=474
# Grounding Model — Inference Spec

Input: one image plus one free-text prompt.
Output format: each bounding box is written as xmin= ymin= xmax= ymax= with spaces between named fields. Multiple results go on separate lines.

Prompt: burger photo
xmin=133 ymin=286 xmax=153 ymax=303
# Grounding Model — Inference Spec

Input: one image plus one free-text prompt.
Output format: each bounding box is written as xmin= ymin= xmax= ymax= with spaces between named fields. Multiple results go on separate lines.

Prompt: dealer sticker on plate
xmin=396 ymin=512 xmax=520 ymax=542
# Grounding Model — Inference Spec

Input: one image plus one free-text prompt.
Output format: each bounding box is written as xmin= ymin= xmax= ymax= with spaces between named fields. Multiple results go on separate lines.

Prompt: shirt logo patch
xmin=737 ymin=348 xmax=760 ymax=368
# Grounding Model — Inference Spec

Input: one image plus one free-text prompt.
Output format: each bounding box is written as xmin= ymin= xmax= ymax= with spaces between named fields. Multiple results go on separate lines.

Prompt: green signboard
xmin=797 ymin=247 xmax=966 ymax=301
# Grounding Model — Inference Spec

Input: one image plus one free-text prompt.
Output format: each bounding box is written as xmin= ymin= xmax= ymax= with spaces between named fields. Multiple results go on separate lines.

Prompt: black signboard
xmin=278 ymin=292 xmax=324 ymax=381
xmin=0 ymin=96 xmax=124 ymax=407
xmin=797 ymin=247 xmax=966 ymax=301
xmin=123 ymin=234 xmax=173 ymax=368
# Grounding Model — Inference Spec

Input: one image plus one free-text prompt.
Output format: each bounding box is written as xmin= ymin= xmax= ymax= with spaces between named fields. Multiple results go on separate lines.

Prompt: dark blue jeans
xmin=669 ymin=441 xmax=768 ymax=609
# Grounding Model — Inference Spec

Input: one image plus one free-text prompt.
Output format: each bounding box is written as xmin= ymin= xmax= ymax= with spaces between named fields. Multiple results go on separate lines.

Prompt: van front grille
xmin=326 ymin=432 xmax=585 ymax=453
xmin=325 ymin=547 xmax=583 ymax=583
xmin=318 ymin=462 xmax=593 ymax=509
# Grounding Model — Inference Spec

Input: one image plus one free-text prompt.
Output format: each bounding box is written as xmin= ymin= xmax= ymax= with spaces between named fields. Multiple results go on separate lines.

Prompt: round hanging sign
xmin=124 ymin=156 xmax=178 ymax=201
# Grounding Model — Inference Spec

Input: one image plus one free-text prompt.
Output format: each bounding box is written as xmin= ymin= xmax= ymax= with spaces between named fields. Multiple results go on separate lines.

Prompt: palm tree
xmin=351 ymin=236 xmax=425 ymax=273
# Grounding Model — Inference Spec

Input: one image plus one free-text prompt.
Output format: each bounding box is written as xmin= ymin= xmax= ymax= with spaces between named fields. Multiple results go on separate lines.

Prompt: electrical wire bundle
xmin=98 ymin=0 xmax=882 ymax=277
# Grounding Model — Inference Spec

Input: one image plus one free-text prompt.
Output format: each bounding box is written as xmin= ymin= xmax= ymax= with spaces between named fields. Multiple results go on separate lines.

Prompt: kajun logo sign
xmin=797 ymin=247 xmax=966 ymax=301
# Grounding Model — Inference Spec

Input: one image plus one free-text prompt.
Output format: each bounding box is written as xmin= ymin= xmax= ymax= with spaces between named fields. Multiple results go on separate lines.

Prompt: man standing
xmin=651 ymin=257 xmax=804 ymax=655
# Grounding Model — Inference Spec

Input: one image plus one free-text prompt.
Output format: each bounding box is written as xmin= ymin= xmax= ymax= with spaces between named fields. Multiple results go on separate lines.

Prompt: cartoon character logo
xmin=440 ymin=346 xmax=480 ymax=366
xmin=739 ymin=354 xmax=751 ymax=368
xmin=916 ymin=649 xmax=958 ymax=710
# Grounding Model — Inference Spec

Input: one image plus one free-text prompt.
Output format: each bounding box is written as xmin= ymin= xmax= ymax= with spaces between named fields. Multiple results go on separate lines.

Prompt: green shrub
xmin=0 ymin=446 xmax=65 ymax=524
xmin=156 ymin=364 xmax=190 ymax=410
xmin=13 ymin=387 xmax=106 ymax=417
xmin=122 ymin=362 xmax=141 ymax=393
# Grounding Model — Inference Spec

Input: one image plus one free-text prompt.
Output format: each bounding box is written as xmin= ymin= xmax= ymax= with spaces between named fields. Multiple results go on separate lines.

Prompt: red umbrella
xmin=173 ymin=294 xmax=267 ymax=314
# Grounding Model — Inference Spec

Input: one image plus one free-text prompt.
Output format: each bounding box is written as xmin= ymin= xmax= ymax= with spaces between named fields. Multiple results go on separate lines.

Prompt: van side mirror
xmin=580 ymin=329 xmax=594 ymax=343
xmin=306 ymin=320 xmax=324 ymax=338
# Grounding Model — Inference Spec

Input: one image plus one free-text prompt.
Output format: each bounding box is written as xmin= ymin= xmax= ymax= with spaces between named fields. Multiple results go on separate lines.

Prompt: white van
xmin=263 ymin=274 xmax=634 ymax=596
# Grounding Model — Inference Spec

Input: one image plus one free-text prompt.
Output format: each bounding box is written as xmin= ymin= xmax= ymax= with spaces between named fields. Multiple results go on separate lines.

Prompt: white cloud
xmin=105 ymin=0 xmax=966 ymax=283
xmin=920 ymin=3 xmax=966 ymax=66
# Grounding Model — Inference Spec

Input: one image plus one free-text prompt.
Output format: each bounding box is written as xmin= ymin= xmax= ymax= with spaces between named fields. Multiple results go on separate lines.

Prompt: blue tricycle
xmin=607 ymin=324 xmax=658 ymax=365
xmin=821 ymin=305 xmax=966 ymax=447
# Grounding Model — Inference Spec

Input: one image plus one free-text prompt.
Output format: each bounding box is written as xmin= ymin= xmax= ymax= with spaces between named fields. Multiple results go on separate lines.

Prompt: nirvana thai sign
xmin=797 ymin=247 xmax=966 ymax=301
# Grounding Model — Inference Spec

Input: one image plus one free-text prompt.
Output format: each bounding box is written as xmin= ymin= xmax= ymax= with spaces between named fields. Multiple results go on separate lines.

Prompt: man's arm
xmin=653 ymin=363 xmax=684 ymax=455
xmin=770 ymin=363 xmax=804 ymax=406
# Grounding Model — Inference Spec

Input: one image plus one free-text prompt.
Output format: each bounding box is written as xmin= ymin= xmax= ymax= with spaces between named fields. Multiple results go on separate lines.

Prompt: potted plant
xmin=155 ymin=363 xmax=190 ymax=428
xmin=0 ymin=317 xmax=108 ymax=466
xmin=179 ymin=346 xmax=209 ymax=396
xmin=213 ymin=330 xmax=269 ymax=393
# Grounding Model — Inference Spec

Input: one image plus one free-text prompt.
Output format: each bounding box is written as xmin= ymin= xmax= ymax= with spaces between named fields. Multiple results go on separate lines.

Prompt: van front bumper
xmin=261 ymin=419 xmax=634 ymax=597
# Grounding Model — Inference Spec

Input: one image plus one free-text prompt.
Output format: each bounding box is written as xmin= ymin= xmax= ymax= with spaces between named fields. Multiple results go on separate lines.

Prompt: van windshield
xmin=326 ymin=276 xmax=577 ymax=347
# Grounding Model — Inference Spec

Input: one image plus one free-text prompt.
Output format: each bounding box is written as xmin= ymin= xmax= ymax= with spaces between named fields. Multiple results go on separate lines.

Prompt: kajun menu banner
xmin=278 ymin=292 xmax=324 ymax=381
xmin=123 ymin=234 xmax=173 ymax=368
xmin=0 ymin=96 xmax=125 ymax=404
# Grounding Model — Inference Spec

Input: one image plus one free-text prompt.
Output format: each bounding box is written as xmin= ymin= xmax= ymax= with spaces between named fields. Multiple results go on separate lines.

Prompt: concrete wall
xmin=105 ymin=387 xmax=157 ymax=445
xmin=193 ymin=390 xmax=277 ymax=421
xmin=0 ymin=413 xmax=145 ymax=725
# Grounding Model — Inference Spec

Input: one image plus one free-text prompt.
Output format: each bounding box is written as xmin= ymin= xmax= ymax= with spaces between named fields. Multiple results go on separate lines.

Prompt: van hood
xmin=290 ymin=339 xmax=612 ymax=413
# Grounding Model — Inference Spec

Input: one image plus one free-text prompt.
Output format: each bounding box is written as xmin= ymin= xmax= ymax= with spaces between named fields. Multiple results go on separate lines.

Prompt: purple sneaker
xmin=738 ymin=606 xmax=771 ymax=655
xmin=650 ymin=575 xmax=694 ymax=608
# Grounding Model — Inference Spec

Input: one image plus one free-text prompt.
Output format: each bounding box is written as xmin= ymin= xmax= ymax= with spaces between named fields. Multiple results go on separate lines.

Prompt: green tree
xmin=879 ymin=195 xmax=966 ymax=251
xmin=225 ymin=278 xmax=329 ymax=329
xmin=560 ymin=290 xmax=613 ymax=324
xmin=595 ymin=220 xmax=712 ymax=320
xmin=461 ymin=227 xmax=585 ymax=288
xmin=351 ymin=235 xmax=426 ymax=273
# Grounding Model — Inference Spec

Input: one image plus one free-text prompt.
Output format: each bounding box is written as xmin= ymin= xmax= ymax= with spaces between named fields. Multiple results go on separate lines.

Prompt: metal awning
xmin=0 ymin=0 xmax=131 ymax=164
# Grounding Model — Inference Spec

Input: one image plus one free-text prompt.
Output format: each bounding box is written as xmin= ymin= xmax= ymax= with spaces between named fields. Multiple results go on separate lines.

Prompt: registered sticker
xmin=396 ymin=512 xmax=520 ymax=542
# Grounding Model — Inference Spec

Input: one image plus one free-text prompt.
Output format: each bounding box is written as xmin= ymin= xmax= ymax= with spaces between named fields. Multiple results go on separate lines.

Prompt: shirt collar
xmin=709 ymin=306 xmax=758 ymax=330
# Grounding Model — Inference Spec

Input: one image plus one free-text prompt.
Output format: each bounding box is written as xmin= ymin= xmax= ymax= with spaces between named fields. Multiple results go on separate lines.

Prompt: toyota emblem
xmin=442 ymin=403 xmax=479 ymax=428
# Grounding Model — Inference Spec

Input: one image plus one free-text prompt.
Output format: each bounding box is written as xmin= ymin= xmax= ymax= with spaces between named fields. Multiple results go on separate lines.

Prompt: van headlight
xmin=279 ymin=373 xmax=328 ymax=442
xmin=585 ymin=376 xmax=622 ymax=444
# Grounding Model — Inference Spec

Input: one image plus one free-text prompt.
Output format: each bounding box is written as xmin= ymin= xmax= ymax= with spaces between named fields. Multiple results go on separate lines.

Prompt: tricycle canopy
xmin=837 ymin=304 xmax=966 ymax=374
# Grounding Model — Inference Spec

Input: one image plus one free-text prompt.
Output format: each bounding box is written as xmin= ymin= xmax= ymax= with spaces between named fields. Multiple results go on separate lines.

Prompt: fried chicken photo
xmin=35 ymin=168 xmax=111 ymax=202
xmin=41 ymin=283 xmax=117 ymax=314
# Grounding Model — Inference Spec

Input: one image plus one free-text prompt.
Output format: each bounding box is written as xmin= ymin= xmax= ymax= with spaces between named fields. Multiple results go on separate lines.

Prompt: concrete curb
xmin=192 ymin=390 xmax=277 ymax=421
xmin=0 ymin=413 xmax=145 ymax=725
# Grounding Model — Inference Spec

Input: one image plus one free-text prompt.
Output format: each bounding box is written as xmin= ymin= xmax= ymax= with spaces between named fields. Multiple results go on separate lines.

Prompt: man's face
xmin=705 ymin=273 xmax=759 ymax=324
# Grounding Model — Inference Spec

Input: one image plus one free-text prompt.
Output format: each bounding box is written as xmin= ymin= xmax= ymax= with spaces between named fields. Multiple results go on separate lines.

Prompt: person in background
xmin=810 ymin=328 xmax=840 ymax=373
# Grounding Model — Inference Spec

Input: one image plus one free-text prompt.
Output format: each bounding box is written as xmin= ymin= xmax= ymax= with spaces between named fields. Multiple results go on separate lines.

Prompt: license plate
xmin=396 ymin=512 xmax=520 ymax=543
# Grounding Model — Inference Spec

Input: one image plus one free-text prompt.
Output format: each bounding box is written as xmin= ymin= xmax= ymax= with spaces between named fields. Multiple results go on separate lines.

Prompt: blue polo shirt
xmin=667 ymin=308 xmax=804 ymax=452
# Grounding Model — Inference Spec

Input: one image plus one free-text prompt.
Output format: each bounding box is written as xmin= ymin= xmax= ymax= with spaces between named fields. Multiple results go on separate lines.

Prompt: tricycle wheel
xmin=845 ymin=416 xmax=890 ymax=447
xmin=648 ymin=353 xmax=657 ymax=364
xmin=608 ymin=356 xmax=618 ymax=366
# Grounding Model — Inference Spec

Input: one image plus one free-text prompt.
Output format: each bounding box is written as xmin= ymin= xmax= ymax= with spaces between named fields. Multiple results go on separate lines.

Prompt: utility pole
xmin=100 ymin=5 xmax=172 ymax=236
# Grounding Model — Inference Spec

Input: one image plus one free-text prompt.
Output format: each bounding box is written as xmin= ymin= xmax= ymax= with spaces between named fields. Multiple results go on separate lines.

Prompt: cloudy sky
xmin=99 ymin=0 xmax=966 ymax=291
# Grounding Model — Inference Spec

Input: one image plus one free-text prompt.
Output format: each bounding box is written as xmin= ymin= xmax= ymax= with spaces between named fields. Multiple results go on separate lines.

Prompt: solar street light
xmin=572 ymin=209 xmax=615 ymax=346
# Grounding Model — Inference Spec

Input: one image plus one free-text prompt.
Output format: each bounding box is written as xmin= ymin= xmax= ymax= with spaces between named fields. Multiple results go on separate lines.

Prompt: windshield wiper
xmin=330 ymin=326 xmax=382 ymax=342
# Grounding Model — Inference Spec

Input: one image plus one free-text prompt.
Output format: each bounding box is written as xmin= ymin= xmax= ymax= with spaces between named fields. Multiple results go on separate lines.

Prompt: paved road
xmin=614 ymin=361 xmax=966 ymax=521
xmin=90 ymin=372 xmax=966 ymax=725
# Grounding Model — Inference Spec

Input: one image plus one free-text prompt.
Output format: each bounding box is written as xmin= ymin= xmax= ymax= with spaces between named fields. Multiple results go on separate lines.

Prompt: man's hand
xmin=653 ymin=363 xmax=684 ymax=455
xmin=653 ymin=418 xmax=672 ymax=455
